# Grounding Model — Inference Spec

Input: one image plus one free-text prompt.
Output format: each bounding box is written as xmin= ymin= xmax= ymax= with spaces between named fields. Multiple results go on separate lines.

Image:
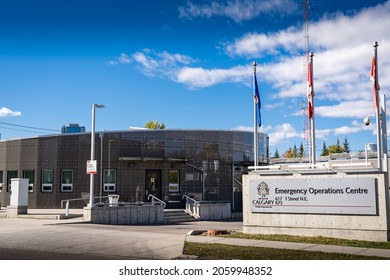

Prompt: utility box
xmin=7 ymin=178 xmax=29 ymax=218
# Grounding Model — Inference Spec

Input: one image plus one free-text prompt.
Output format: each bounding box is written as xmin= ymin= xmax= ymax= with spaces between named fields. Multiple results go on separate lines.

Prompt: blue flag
xmin=253 ymin=72 xmax=261 ymax=127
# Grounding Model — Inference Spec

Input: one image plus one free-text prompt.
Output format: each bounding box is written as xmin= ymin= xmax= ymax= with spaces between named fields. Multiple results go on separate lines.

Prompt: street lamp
xmin=88 ymin=103 xmax=105 ymax=207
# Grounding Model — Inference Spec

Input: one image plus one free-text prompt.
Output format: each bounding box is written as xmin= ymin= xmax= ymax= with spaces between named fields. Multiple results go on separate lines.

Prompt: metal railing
xmin=147 ymin=194 xmax=166 ymax=208
xmin=61 ymin=195 xmax=111 ymax=217
xmin=182 ymin=195 xmax=200 ymax=218
xmin=182 ymin=194 xmax=200 ymax=205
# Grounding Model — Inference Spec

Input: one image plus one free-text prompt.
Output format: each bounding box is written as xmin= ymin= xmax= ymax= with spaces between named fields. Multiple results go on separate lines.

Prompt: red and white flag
xmin=307 ymin=55 xmax=314 ymax=119
xmin=370 ymin=50 xmax=380 ymax=109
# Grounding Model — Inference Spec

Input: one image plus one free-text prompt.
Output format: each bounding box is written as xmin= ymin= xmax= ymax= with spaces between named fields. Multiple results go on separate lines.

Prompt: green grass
xmin=223 ymin=232 xmax=390 ymax=249
xmin=182 ymin=231 xmax=390 ymax=260
xmin=183 ymin=242 xmax=387 ymax=260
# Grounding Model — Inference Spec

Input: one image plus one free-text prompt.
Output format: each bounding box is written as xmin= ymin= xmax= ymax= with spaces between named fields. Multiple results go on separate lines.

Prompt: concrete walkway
xmin=0 ymin=208 xmax=390 ymax=259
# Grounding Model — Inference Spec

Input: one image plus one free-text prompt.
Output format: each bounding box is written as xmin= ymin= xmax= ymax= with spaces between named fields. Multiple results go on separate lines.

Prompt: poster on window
xmin=169 ymin=183 xmax=179 ymax=192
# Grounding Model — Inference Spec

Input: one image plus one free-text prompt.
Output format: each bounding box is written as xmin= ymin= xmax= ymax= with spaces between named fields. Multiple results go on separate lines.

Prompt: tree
xmin=273 ymin=148 xmax=280 ymax=158
xmin=327 ymin=137 xmax=344 ymax=154
xmin=328 ymin=144 xmax=344 ymax=154
xmin=321 ymin=141 xmax=329 ymax=156
xmin=282 ymin=145 xmax=300 ymax=158
xmin=282 ymin=148 xmax=293 ymax=158
xmin=145 ymin=120 xmax=166 ymax=129
xmin=299 ymin=142 xmax=304 ymax=157
xmin=343 ymin=137 xmax=350 ymax=153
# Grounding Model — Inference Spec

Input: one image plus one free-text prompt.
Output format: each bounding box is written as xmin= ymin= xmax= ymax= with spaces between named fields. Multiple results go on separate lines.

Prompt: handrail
xmin=61 ymin=196 xmax=111 ymax=217
xmin=182 ymin=194 xmax=200 ymax=205
xmin=147 ymin=194 xmax=166 ymax=208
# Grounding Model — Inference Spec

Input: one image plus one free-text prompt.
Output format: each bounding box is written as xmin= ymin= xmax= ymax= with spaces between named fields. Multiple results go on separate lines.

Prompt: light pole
xmin=88 ymin=103 xmax=105 ymax=207
xmin=99 ymin=132 xmax=104 ymax=204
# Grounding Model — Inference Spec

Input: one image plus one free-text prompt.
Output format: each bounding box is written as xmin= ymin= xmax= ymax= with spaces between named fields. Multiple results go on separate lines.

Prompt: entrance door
xmin=145 ymin=170 xmax=162 ymax=200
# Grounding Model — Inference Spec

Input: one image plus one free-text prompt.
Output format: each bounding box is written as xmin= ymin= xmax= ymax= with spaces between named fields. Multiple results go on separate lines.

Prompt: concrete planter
xmin=85 ymin=203 xmax=164 ymax=225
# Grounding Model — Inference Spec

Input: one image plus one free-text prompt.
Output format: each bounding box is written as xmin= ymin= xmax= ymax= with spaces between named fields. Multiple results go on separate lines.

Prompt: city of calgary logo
xmin=257 ymin=181 xmax=269 ymax=197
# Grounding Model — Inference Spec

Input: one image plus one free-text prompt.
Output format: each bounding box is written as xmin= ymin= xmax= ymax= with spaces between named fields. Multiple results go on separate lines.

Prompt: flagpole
xmin=309 ymin=52 xmax=316 ymax=166
xmin=253 ymin=61 xmax=258 ymax=167
xmin=373 ymin=41 xmax=383 ymax=171
xmin=380 ymin=93 xmax=387 ymax=172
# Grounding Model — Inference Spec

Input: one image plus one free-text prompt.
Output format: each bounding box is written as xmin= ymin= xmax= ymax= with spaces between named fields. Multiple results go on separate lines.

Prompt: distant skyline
xmin=0 ymin=0 xmax=389 ymax=155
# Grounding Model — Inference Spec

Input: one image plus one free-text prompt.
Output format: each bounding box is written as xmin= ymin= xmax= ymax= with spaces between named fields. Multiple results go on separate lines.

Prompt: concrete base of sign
xmin=6 ymin=205 xmax=28 ymax=218
xmin=243 ymin=170 xmax=390 ymax=242
xmin=84 ymin=203 xmax=164 ymax=225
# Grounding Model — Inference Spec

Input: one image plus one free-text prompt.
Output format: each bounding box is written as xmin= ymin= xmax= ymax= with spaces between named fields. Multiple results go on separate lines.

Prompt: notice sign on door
xmin=249 ymin=177 xmax=377 ymax=215
xmin=86 ymin=160 xmax=97 ymax=174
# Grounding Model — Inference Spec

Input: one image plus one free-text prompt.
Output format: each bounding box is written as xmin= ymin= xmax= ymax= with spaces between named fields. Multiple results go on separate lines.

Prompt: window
xmin=0 ymin=171 xmax=3 ymax=192
xmin=61 ymin=170 xmax=73 ymax=192
xmin=103 ymin=169 xmax=116 ymax=192
xmin=7 ymin=170 xmax=18 ymax=192
xmin=168 ymin=170 xmax=180 ymax=192
xmin=42 ymin=170 xmax=53 ymax=192
xmin=23 ymin=170 xmax=35 ymax=193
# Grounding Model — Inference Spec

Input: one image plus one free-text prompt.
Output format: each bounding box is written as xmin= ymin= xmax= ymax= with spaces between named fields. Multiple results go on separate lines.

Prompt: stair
xmin=164 ymin=209 xmax=198 ymax=224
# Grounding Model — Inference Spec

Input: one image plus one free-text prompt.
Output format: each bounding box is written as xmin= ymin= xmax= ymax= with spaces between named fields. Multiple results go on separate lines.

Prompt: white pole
xmin=99 ymin=133 xmax=104 ymax=204
xmin=88 ymin=104 xmax=105 ymax=207
xmin=381 ymin=93 xmax=387 ymax=172
xmin=88 ymin=105 xmax=96 ymax=207
xmin=309 ymin=52 xmax=316 ymax=166
xmin=253 ymin=61 xmax=258 ymax=167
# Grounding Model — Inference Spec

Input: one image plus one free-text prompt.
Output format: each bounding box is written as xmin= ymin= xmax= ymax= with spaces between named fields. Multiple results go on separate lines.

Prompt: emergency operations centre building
xmin=0 ymin=129 xmax=268 ymax=211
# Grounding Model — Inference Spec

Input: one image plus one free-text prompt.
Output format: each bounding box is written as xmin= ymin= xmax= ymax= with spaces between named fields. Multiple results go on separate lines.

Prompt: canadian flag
xmin=370 ymin=50 xmax=380 ymax=109
xmin=307 ymin=55 xmax=314 ymax=119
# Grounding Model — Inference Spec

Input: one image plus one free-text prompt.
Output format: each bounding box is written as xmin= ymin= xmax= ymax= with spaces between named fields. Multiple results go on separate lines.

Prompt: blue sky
xmin=0 ymin=0 xmax=389 ymax=155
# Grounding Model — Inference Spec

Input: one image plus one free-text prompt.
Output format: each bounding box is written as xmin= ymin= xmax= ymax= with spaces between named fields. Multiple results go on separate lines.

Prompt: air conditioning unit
xmin=185 ymin=173 xmax=200 ymax=181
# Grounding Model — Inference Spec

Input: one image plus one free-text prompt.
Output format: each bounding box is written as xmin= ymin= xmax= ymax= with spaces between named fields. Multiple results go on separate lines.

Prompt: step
xmin=164 ymin=209 xmax=198 ymax=224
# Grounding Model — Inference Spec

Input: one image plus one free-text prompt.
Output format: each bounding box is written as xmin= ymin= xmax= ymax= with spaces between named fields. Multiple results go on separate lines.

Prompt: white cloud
xmin=315 ymin=100 xmax=374 ymax=118
xmin=131 ymin=49 xmax=197 ymax=79
xmin=107 ymin=53 xmax=131 ymax=65
xmin=176 ymin=65 xmax=251 ymax=88
xmin=233 ymin=125 xmax=253 ymax=132
xmin=234 ymin=119 xmax=373 ymax=148
xmin=0 ymin=107 xmax=21 ymax=117
xmin=130 ymin=49 xmax=252 ymax=88
xmin=178 ymin=0 xmax=298 ymax=23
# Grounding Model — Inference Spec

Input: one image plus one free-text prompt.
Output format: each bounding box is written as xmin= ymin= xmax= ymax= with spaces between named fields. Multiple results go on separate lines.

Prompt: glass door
xmin=145 ymin=170 xmax=162 ymax=200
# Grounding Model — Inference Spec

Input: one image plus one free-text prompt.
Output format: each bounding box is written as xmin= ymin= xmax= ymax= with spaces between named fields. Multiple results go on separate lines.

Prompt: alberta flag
xmin=253 ymin=72 xmax=261 ymax=127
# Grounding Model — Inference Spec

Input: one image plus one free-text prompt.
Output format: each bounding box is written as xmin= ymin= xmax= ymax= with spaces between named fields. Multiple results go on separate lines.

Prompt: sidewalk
xmin=0 ymin=208 xmax=390 ymax=259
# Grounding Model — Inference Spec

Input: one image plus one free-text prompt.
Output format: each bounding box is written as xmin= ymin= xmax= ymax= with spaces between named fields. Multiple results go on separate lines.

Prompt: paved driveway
xmin=0 ymin=215 xmax=243 ymax=260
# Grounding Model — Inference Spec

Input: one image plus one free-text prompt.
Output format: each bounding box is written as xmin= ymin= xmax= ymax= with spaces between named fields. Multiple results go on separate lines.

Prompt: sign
xmin=169 ymin=183 xmax=179 ymax=192
xmin=86 ymin=160 xmax=97 ymax=174
xmin=249 ymin=177 xmax=377 ymax=215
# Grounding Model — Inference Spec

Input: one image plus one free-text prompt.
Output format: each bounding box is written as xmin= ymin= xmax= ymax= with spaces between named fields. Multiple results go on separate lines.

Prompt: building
xmin=0 ymin=129 xmax=269 ymax=211
xmin=61 ymin=123 xmax=86 ymax=134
